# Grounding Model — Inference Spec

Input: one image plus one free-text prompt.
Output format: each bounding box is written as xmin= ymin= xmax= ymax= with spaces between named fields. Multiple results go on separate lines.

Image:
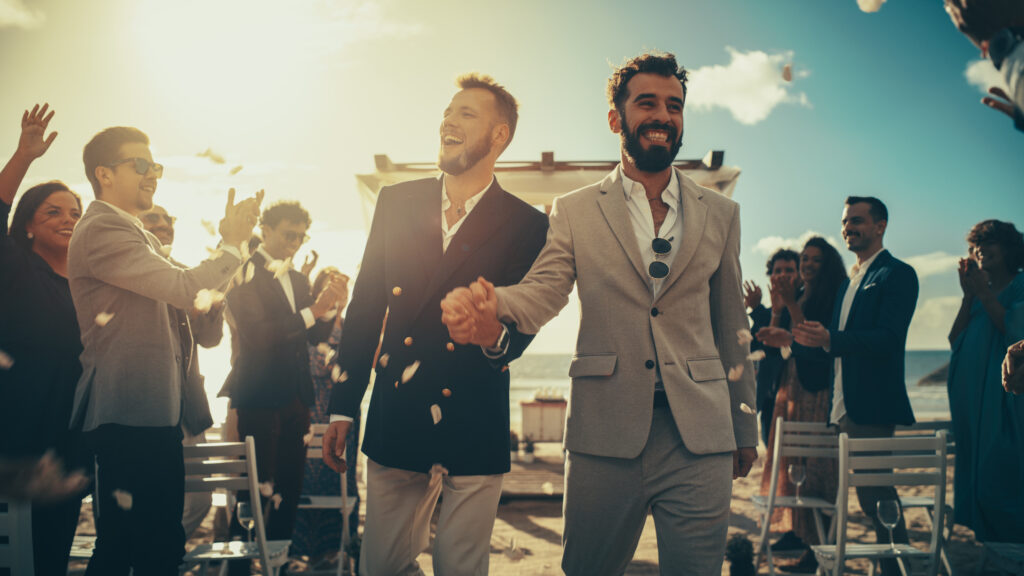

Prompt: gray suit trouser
xmin=562 ymin=406 xmax=733 ymax=576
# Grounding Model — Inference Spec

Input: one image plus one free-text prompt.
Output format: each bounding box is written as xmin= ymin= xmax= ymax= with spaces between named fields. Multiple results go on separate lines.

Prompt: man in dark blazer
xmin=321 ymin=74 xmax=548 ymax=575
xmin=222 ymin=200 xmax=345 ymax=542
xmin=69 ymin=127 xmax=259 ymax=575
xmin=794 ymin=195 xmax=918 ymax=576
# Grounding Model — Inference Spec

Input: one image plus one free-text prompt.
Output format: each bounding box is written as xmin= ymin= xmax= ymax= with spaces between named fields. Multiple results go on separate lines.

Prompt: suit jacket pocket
xmin=569 ymin=353 xmax=617 ymax=378
xmin=686 ymin=356 xmax=726 ymax=382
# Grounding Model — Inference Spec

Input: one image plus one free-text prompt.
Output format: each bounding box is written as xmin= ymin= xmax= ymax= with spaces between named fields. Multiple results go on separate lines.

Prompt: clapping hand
xmin=18 ymin=103 xmax=57 ymax=161
xmin=756 ymin=326 xmax=794 ymax=349
xmin=1003 ymin=339 xmax=1024 ymax=394
xmin=793 ymin=320 xmax=830 ymax=348
xmin=770 ymin=274 xmax=798 ymax=307
xmin=219 ymin=188 xmax=263 ymax=247
xmin=742 ymin=281 xmax=762 ymax=311
xmin=301 ymin=250 xmax=320 ymax=278
xmin=441 ymin=276 xmax=501 ymax=347
xmin=958 ymin=257 xmax=988 ymax=297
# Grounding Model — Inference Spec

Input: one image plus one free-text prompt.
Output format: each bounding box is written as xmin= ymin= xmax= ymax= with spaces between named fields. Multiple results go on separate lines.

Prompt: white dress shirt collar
xmin=94 ymin=200 xmax=144 ymax=230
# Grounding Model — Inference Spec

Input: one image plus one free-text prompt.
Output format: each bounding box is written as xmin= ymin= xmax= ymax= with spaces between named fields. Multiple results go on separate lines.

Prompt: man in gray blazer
xmin=442 ymin=52 xmax=758 ymax=575
xmin=69 ymin=127 xmax=259 ymax=575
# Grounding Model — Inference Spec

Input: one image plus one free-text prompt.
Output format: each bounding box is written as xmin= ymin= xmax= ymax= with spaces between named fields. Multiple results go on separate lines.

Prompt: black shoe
xmin=778 ymin=551 xmax=818 ymax=573
xmin=770 ymin=532 xmax=808 ymax=552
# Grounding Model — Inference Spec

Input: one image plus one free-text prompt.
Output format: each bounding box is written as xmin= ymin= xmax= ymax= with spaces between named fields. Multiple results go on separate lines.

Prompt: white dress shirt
xmin=441 ymin=176 xmax=493 ymax=253
xmin=256 ymin=246 xmax=315 ymax=329
xmin=619 ymin=166 xmax=683 ymax=298
xmin=829 ymin=247 xmax=884 ymax=424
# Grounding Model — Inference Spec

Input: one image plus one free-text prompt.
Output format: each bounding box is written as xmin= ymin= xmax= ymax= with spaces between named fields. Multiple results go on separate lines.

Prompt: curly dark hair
xmin=456 ymin=73 xmax=519 ymax=151
xmin=967 ymin=219 xmax=1024 ymax=273
xmin=260 ymin=200 xmax=310 ymax=229
xmin=801 ymin=237 xmax=848 ymax=323
xmin=83 ymin=126 xmax=149 ymax=198
xmin=9 ymin=181 xmax=82 ymax=252
xmin=607 ymin=51 xmax=688 ymax=112
xmin=765 ymin=248 xmax=799 ymax=276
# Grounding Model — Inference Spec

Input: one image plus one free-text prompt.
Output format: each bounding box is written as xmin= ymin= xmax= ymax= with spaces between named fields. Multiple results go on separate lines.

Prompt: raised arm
xmin=1 ymin=104 xmax=57 ymax=207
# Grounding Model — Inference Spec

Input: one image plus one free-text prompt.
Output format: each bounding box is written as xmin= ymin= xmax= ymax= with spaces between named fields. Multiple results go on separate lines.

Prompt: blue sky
xmin=1 ymin=0 xmax=1022 ymax=358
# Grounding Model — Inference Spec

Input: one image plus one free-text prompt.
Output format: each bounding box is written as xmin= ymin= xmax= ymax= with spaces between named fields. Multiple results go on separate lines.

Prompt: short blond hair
xmin=456 ymin=73 xmax=519 ymax=150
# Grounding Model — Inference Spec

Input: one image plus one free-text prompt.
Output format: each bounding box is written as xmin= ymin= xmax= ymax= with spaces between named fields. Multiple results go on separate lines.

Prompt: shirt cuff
xmin=329 ymin=414 xmax=354 ymax=423
xmin=482 ymin=324 xmax=510 ymax=359
xmin=218 ymin=244 xmax=242 ymax=260
xmin=300 ymin=307 xmax=315 ymax=329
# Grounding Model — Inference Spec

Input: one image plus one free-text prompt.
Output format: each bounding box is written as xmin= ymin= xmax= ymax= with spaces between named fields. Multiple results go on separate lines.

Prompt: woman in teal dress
xmin=947 ymin=219 xmax=1024 ymax=542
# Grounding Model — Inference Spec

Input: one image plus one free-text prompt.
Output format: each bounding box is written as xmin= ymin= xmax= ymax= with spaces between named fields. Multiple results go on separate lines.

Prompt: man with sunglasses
xmin=442 ymin=53 xmax=757 ymax=575
xmin=220 ymin=200 xmax=347 ymax=561
xmin=69 ymin=126 xmax=261 ymax=574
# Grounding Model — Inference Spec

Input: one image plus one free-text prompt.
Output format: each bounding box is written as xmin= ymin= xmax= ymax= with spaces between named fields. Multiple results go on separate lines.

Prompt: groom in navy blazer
xmin=794 ymin=196 xmax=917 ymax=576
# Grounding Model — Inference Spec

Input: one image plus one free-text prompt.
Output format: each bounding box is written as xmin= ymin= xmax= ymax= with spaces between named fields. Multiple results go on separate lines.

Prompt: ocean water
xmin=507 ymin=350 xmax=952 ymax=430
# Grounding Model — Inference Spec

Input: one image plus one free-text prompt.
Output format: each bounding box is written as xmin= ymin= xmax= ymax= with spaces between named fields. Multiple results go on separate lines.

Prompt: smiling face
xmin=100 ymin=142 xmax=160 ymax=216
xmin=261 ymin=218 xmax=309 ymax=261
xmin=770 ymin=257 xmax=798 ymax=285
xmin=140 ymin=205 xmax=175 ymax=246
xmin=609 ymin=73 xmax=684 ymax=174
xmin=438 ymin=88 xmax=503 ymax=176
xmin=25 ymin=190 xmax=82 ymax=256
xmin=841 ymin=202 xmax=886 ymax=255
xmin=970 ymin=242 xmax=1007 ymax=275
xmin=800 ymin=245 xmax=824 ymax=286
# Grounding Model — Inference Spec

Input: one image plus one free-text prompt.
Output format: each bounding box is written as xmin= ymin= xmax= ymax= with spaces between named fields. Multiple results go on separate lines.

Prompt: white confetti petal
xmin=229 ymin=165 xmax=243 ymax=175
xmin=159 ymin=245 xmax=172 ymax=258
xmin=244 ymin=262 xmax=255 ymax=283
xmin=265 ymin=258 xmax=292 ymax=280
xmin=740 ymin=403 xmax=756 ymax=415
xmin=271 ymin=493 xmax=283 ymax=510
xmin=747 ymin=350 xmax=766 ymax=362
xmin=430 ymin=403 xmax=442 ymax=425
xmin=95 ymin=312 xmax=115 ymax=327
xmin=258 ymin=481 xmax=274 ymax=498
xmin=192 ymin=289 xmax=224 ymax=314
xmin=331 ymin=366 xmax=347 ymax=383
xmin=0 ymin=350 xmax=13 ymax=370
xmin=736 ymin=329 xmax=753 ymax=346
xmin=541 ymin=481 xmax=555 ymax=495
xmin=401 ymin=360 xmax=421 ymax=384
xmin=781 ymin=346 xmax=792 ymax=360
xmin=728 ymin=365 xmax=744 ymax=382
xmin=200 ymin=220 xmax=217 ymax=236
xmin=112 ymin=489 xmax=133 ymax=510
xmin=379 ymin=353 xmax=389 ymax=368
xmin=302 ymin=431 xmax=314 ymax=446
xmin=317 ymin=342 xmax=332 ymax=355
xmin=206 ymin=246 xmax=224 ymax=259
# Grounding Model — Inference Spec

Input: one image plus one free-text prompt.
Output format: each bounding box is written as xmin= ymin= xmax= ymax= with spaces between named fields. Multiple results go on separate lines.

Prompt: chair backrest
xmin=183 ymin=436 xmax=272 ymax=573
xmin=895 ymin=420 xmax=955 ymax=455
xmin=834 ymin=431 xmax=947 ymax=576
xmin=764 ymin=417 xmax=839 ymax=511
xmin=0 ymin=498 xmax=34 ymax=575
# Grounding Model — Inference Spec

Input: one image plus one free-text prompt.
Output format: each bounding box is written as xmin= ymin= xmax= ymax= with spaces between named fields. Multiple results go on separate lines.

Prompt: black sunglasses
xmin=649 ymin=237 xmax=673 ymax=279
xmin=106 ymin=157 xmax=163 ymax=178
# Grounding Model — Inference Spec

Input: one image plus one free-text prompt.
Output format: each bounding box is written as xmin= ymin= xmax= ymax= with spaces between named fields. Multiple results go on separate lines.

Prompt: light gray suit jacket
xmin=495 ymin=168 xmax=757 ymax=458
xmin=67 ymin=201 xmax=240 ymax=432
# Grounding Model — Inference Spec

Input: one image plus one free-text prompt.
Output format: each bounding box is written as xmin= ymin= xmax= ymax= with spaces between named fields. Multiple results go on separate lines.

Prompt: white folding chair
xmin=753 ymin=417 xmax=839 ymax=575
xmin=0 ymin=498 xmax=34 ymax=576
xmin=181 ymin=436 xmax=291 ymax=576
xmin=298 ymin=423 xmax=358 ymax=576
xmin=812 ymin=431 xmax=947 ymax=576
xmin=895 ymin=421 xmax=955 ymax=576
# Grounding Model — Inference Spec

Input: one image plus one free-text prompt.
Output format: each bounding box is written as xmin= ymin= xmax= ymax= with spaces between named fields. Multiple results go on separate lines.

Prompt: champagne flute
xmin=236 ymin=501 xmax=255 ymax=542
xmin=877 ymin=499 xmax=901 ymax=553
xmin=787 ymin=463 xmax=806 ymax=503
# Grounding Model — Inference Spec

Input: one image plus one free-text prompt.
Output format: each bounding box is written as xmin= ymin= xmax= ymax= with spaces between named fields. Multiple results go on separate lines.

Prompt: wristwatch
xmin=489 ymin=323 xmax=510 ymax=353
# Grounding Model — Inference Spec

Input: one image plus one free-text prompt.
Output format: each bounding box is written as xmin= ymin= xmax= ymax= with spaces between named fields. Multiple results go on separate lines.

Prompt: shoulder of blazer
xmin=677 ymin=169 xmax=737 ymax=215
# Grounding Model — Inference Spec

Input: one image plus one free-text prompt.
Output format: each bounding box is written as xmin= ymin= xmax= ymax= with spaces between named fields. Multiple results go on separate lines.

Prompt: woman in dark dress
xmin=0 ymin=104 xmax=89 ymax=575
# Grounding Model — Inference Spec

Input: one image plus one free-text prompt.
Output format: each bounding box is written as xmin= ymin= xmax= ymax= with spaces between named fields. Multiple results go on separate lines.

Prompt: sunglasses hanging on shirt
xmin=649 ymin=237 xmax=673 ymax=279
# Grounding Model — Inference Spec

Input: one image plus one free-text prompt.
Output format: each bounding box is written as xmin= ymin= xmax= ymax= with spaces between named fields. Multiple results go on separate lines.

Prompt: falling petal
xmin=781 ymin=346 xmax=792 ymax=360
xmin=258 ymin=481 xmax=274 ymax=498
xmin=542 ymin=481 xmax=555 ymax=495
xmin=856 ymin=0 xmax=886 ymax=13
xmin=402 ymin=360 xmax=421 ymax=384
xmin=740 ymin=403 xmax=756 ymax=415
xmin=265 ymin=258 xmax=292 ymax=280
xmin=95 ymin=312 xmax=115 ymax=327
xmin=229 ymin=165 xmax=243 ymax=175
xmin=302 ymin=431 xmax=314 ymax=446
xmin=782 ymin=63 xmax=793 ymax=82
xmin=271 ymin=493 xmax=283 ymax=510
xmin=430 ymin=404 xmax=442 ymax=425
xmin=728 ymin=365 xmax=744 ymax=381
xmin=0 ymin=350 xmax=13 ymax=370
xmin=379 ymin=353 xmax=389 ymax=368
xmin=317 ymin=342 xmax=332 ymax=356
xmin=113 ymin=489 xmax=133 ymax=510
xmin=192 ymin=289 xmax=224 ymax=314
xmin=199 ymin=220 xmax=216 ymax=236
xmin=331 ymin=365 xmax=342 ymax=382
xmin=197 ymin=148 xmax=226 ymax=164
xmin=244 ymin=262 xmax=256 ymax=283
xmin=392 ymin=286 xmax=402 ymax=296
xmin=747 ymin=350 xmax=766 ymax=362
xmin=736 ymin=329 xmax=753 ymax=346
xmin=159 ymin=245 xmax=172 ymax=258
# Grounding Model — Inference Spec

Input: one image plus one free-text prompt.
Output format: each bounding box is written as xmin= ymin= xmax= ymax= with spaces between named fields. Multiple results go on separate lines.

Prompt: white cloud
xmin=688 ymin=47 xmax=811 ymax=125
xmin=907 ymin=296 xmax=960 ymax=350
xmin=0 ymin=0 xmax=44 ymax=29
xmin=857 ymin=0 xmax=886 ymax=13
xmin=304 ymin=0 xmax=424 ymax=57
xmin=965 ymin=59 xmax=1010 ymax=95
xmin=905 ymin=251 xmax=960 ymax=279
xmin=752 ymin=230 xmax=840 ymax=256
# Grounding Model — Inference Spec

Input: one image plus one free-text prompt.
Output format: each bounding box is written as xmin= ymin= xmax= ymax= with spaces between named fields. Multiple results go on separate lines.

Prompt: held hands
xmin=441 ymin=276 xmax=501 ymax=347
xmin=322 ymin=420 xmax=351 ymax=473
xmin=742 ymin=280 xmax=762 ymax=311
xmin=219 ymin=188 xmax=264 ymax=247
xmin=1003 ymin=339 xmax=1024 ymax=394
xmin=792 ymin=320 xmax=830 ymax=348
xmin=17 ymin=103 xmax=57 ymax=161
xmin=733 ymin=447 xmax=757 ymax=480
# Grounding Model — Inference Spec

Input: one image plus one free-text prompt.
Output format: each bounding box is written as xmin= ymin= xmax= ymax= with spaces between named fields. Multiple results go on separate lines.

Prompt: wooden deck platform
xmin=501 ymin=444 xmax=565 ymax=501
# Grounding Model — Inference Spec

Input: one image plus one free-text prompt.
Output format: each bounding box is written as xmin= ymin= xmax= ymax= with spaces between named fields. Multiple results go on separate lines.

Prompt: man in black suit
xmin=321 ymin=74 xmax=548 ymax=575
xmin=793 ymin=196 xmax=918 ymax=576
xmin=223 ymin=200 xmax=347 ymax=542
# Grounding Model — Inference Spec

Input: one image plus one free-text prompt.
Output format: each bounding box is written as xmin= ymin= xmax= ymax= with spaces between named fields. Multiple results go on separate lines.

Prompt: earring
xmin=26 ymin=232 xmax=34 ymax=239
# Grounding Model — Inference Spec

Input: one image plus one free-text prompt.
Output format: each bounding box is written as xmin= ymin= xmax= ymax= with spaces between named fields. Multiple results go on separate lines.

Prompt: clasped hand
xmin=440 ymin=277 xmax=501 ymax=348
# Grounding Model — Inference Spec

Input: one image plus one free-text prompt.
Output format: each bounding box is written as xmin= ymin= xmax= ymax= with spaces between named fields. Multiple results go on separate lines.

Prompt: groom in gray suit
xmin=69 ymin=127 xmax=260 ymax=575
xmin=443 ymin=52 xmax=758 ymax=575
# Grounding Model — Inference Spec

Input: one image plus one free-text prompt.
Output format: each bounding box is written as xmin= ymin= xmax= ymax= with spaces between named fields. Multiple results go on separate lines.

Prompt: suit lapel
xmin=252 ymin=251 xmax=295 ymax=314
xmin=655 ymin=171 xmax=708 ymax=302
xmin=832 ymin=279 xmax=850 ymax=329
xmin=847 ymin=249 xmax=889 ymax=323
xmin=412 ymin=178 xmax=511 ymax=322
xmin=596 ymin=170 xmax=647 ymax=283
xmin=407 ymin=176 xmax=444 ymax=297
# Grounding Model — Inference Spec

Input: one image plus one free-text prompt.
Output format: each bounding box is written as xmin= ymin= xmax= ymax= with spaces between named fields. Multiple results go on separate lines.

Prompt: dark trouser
xmin=31 ymin=495 xmax=84 ymax=576
xmin=838 ymin=417 xmax=908 ymax=576
xmin=85 ymin=424 xmax=185 ymax=576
